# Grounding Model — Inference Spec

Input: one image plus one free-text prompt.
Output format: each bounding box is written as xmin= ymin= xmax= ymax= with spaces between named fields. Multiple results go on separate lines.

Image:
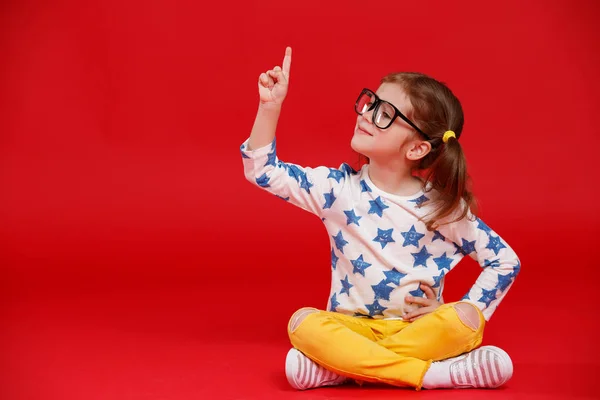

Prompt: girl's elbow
xmin=512 ymin=257 xmax=522 ymax=276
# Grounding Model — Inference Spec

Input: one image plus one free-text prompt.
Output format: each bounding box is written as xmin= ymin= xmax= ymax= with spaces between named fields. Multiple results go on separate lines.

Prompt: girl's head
xmin=350 ymin=72 xmax=476 ymax=229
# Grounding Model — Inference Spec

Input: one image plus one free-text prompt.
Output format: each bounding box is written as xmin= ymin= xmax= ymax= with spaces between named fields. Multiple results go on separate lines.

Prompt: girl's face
xmin=351 ymin=82 xmax=420 ymax=163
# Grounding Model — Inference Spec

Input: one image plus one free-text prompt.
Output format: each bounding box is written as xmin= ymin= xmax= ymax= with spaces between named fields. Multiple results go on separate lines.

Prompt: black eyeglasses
xmin=355 ymin=88 xmax=430 ymax=140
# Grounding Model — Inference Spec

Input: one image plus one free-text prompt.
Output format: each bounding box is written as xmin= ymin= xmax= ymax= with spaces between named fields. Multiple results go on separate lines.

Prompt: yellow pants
xmin=287 ymin=302 xmax=485 ymax=390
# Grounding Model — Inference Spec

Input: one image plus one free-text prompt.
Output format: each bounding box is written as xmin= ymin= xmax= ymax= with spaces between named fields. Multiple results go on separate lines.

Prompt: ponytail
xmin=421 ymin=135 xmax=476 ymax=230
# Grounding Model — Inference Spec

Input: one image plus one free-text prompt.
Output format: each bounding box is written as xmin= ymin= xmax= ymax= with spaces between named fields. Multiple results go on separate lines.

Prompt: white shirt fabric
xmin=241 ymin=138 xmax=520 ymax=321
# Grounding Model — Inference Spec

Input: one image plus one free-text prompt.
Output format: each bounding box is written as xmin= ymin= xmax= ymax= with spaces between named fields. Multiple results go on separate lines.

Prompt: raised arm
xmin=240 ymin=47 xmax=353 ymax=217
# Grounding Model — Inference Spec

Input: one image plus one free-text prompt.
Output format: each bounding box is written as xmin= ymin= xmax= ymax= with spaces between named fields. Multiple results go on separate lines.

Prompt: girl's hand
xmin=258 ymin=47 xmax=292 ymax=108
xmin=404 ymin=284 xmax=443 ymax=322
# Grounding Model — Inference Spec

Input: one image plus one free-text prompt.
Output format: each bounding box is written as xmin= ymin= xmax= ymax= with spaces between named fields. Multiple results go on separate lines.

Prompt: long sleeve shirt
xmin=241 ymin=137 xmax=520 ymax=321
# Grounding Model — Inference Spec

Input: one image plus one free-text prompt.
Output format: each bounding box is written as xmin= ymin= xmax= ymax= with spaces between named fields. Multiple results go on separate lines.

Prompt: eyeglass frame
xmin=354 ymin=88 xmax=430 ymax=140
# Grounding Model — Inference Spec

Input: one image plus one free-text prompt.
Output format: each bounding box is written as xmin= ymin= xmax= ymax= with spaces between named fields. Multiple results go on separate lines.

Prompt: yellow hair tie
xmin=443 ymin=130 xmax=456 ymax=143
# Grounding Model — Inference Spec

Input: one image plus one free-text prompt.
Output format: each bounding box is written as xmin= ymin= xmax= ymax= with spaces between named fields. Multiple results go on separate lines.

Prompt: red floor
xmin=1 ymin=274 xmax=597 ymax=400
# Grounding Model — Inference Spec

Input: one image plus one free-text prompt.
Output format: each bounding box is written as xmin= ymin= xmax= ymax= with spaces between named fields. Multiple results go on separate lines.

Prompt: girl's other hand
xmin=404 ymin=284 xmax=443 ymax=322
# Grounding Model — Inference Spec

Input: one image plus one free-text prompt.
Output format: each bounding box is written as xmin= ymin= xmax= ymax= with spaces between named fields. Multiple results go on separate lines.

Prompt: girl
xmin=240 ymin=47 xmax=520 ymax=391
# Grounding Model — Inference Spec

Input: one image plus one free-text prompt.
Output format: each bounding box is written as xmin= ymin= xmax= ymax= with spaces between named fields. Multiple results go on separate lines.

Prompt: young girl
xmin=240 ymin=47 xmax=520 ymax=391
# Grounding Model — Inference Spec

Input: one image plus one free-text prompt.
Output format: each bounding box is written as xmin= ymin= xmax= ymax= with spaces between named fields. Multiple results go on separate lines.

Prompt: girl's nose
xmin=361 ymin=109 xmax=374 ymax=124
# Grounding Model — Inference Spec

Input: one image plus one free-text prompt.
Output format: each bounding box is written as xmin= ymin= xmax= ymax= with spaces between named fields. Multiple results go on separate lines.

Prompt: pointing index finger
xmin=282 ymin=47 xmax=292 ymax=78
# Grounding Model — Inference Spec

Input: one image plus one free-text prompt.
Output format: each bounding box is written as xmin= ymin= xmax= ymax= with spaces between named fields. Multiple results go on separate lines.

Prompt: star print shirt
xmin=240 ymin=138 xmax=520 ymax=321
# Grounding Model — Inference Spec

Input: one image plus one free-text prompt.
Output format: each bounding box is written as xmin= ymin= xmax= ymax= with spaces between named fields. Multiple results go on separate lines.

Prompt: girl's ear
xmin=406 ymin=140 xmax=432 ymax=161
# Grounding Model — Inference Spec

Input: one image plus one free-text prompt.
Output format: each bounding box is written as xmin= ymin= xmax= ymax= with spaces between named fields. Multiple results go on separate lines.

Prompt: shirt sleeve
xmin=240 ymin=137 xmax=350 ymax=217
xmin=444 ymin=211 xmax=521 ymax=321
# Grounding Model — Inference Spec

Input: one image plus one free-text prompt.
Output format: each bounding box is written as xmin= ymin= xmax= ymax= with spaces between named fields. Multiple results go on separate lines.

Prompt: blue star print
xmin=411 ymin=246 xmax=432 ymax=268
xmin=351 ymin=255 xmax=372 ymax=276
xmin=373 ymin=228 xmax=395 ymax=249
xmin=240 ymin=143 xmax=250 ymax=158
xmin=513 ymin=260 xmax=521 ymax=275
xmin=299 ymin=173 xmax=314 ymax=193
xmin=327 ymin=168 xmax=345 ymax=183
xmin=365 ymin=299 xmax=387 ymax=316
xmin=360 ymin=179 xmax=372 ymax=193
xmin=454 ymin=238 xmax=476 ymax=255
xmin=371 ymin=280 xmax=394 ymax=301
xmin=453 ymin=243 xmax=464 ymax=255
xmin=368 ymin=196 xmax=389 ymax=217
xmin=433 ymin=252 xmax=453 ymax=271
xmin=383 ymin=269 xmax=407 ymax=285
xmin=332 ymin=231 xmax=349 ymax=253
xmin=330 ymin=293 xmax=340 ymax=311
xmin=401 ymin=225 xmax=425 ymax=248
xmin=432 ymin=272 xmax=445 ymax=288
xmin=323 ymin=188 xmax=337 ymax=209
xmin=432 ymin=230 xmax=446 ymax=242
xmin=408 ymin=194 xmax=429 ymax=206
xmin=478 ymin=288 xmax=497 ymax=307
xmin=344 ymin=209 xmax=362 ymax=226
xmin=476 ymin=218 xmax=492 ymax=234
xmin=409 ymin=286 xmax=424 ymax=298
xmin=275 ymin=194 xmax=289 ymax=201
xmin=286 ymin=164 xmax=303 ymax=182
xmin=340 ymin=275 xmax=353 ymax=296
xmin=341 ymin=164 xmax=357 ymax=175
xmin=483 ymin=258 xmax=500 ymax=268
xmin=486 ymin=235 xmax=507 ymax=255
xmin=496 ymin=273 xmax=514 ymax=292
xmin=265 ymin=148 xmax=277 ymax=167
xmin=331 ymin=249 xmax=339 ymax=270
xmin=256 ymin=173 xmax=270 ymax=188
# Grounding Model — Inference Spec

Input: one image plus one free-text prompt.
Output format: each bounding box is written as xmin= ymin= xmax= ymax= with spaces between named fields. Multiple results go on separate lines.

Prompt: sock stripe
xmin=295 ymin=353 xmax=301 ymax=382
xmin=300 ymin=354 xmax=309 ymax=386
xmin=313 ymin=364 xmax=323 ymax=388
xmin=307 ymin=358 xmax=315 ymax=388
xmin=488 ymin=351 xmax=497 ymax=387
xmin=492 ymin=353 xmax=501 ymax=386
xmin=450 ymin=357 xmax=465 ymax=386
xmin=310 ymin=360 xmax=320 ymax=388
xmin=479 ymin=349 xmax=488 ymax=387
xmin=461 ymin=362 xmax=467 ymax=385
xmin=464 ymin=357 xmax=471 ymax=385
xmin=473 ymin=354 xmax=480 ymax=385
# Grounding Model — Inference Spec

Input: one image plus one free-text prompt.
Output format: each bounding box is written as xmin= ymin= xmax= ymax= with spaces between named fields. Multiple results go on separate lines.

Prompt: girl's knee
xmin=453 ymin=302 xmax=482 ymax=330
xmin=288 ymin=307 xmax=320 ymax=333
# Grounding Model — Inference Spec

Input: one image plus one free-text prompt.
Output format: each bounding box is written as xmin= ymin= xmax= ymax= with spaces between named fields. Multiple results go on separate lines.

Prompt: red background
xmin=1 ymin=0 xmax=599 ymax=399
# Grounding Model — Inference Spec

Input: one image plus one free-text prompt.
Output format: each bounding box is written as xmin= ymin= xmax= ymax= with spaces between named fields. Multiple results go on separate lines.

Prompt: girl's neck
xmin=367 ymin=159 xmax=423 ymax=197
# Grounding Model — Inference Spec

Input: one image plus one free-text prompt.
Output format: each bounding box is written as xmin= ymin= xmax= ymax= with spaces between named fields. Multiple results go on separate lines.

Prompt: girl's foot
xmin=285 ymin=348 xmax=349 ymax=390
xmin=423 ymin=346 xmax=513 ymax=389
